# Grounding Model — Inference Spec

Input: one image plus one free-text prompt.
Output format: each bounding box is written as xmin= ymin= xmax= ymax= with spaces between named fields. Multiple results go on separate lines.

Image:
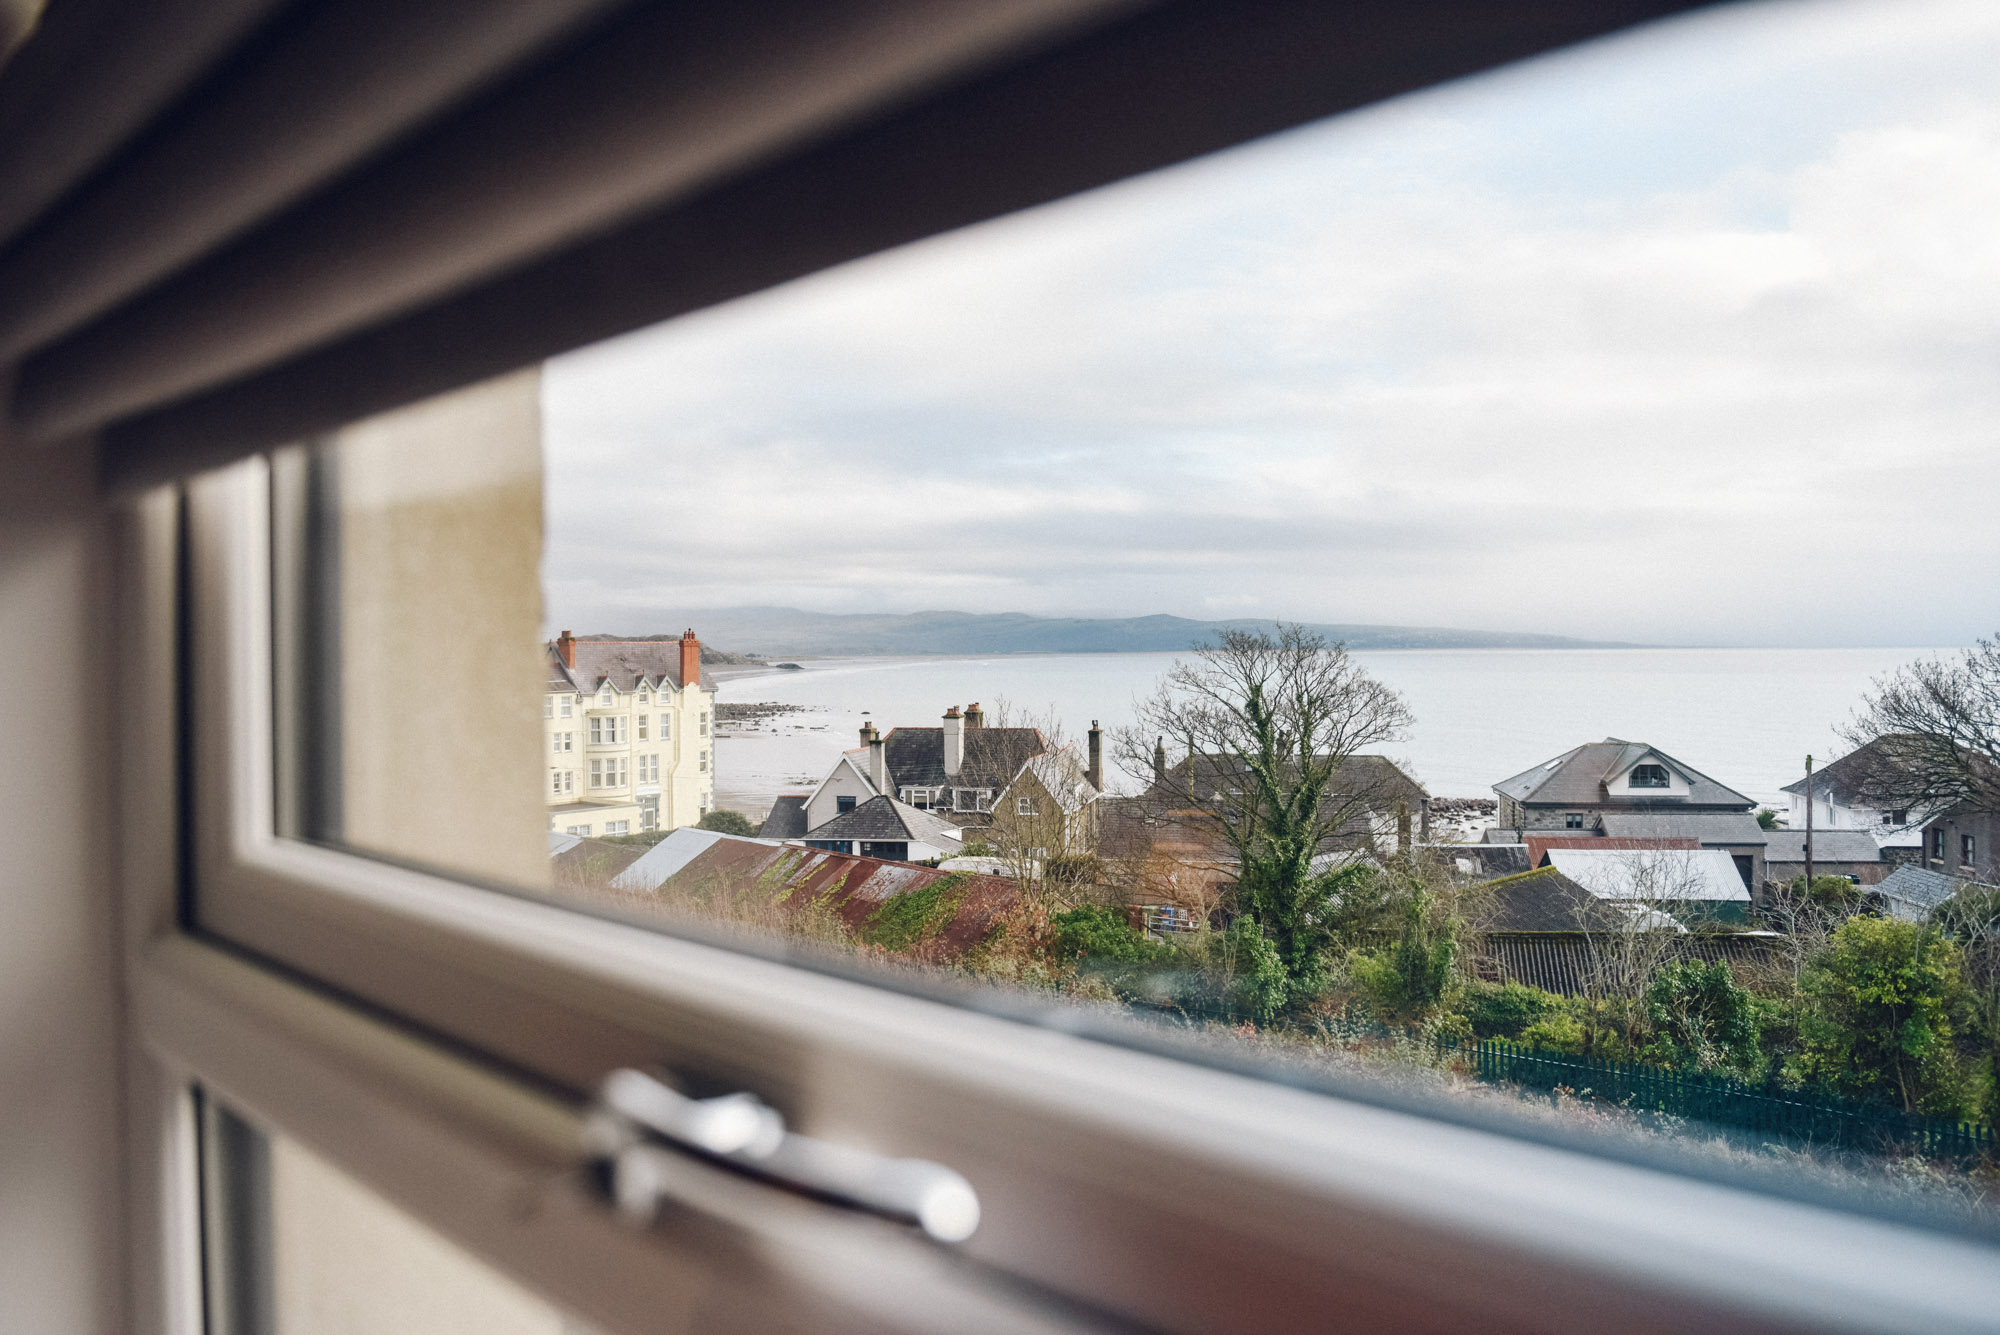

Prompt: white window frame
xmin=108 ymin=464 xmax=2000 ymax=1335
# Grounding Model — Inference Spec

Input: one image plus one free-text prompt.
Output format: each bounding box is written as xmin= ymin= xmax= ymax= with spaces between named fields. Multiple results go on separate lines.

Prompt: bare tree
xmin=1567 ymin=850 xmax=1708 ymax=1055
xmin=1844 ymin=638 xmax=2000 ymax=814
xmin=1113 ymin=625 xmax=1414 ymax=993
xmin=978 ymin=698 xmax=1100 ymax=910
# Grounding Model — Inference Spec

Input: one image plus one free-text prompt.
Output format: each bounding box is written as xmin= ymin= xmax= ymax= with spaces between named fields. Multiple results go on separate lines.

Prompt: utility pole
xmin=1804 ymin=754 xmax=1814 ymax=892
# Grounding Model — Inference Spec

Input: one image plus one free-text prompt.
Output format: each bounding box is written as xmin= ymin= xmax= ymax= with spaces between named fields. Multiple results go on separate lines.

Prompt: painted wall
xmin=0 ymin=427 xmax=124 ymax=1333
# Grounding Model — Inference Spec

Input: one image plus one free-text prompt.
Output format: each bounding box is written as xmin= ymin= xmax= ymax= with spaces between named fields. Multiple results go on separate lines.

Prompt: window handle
xmin=585 ymin=1068 xmax=981 ymax=1243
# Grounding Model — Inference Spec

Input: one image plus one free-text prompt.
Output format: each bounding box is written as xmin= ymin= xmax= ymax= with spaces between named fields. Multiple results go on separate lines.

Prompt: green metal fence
xmin=1439 ymin=1036 xmax=1994 ymax=1160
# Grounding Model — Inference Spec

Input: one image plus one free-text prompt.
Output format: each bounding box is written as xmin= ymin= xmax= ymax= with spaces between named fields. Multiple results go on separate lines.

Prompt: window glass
xmin=268 ymin=0 xmax=2000 ymax=1222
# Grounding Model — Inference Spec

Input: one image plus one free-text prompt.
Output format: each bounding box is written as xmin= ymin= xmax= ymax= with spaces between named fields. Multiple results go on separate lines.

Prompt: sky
xmin=544 ymin=0 xmax=2000 ymax=648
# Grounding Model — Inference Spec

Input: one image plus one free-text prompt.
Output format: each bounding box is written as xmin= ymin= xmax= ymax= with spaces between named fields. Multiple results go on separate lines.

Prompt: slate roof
xmin=1779 ymin=737 xmax=1905 ymax=801
xmin=1544 ymin=848 xmax=1751 ymax=902
xmin=758 ymin=795 xmax=809 ymax=840
xmin=1161 ymin=752 xmax=1425 ymax=809
xmin=1760 ymin=829 xmax=1884 ymax=865
xmin=1431 ymin=843 xmax=1535 ymax=878
xmin=806 ymin=794 xmax=963 ymax=847
xmin=1599 ymin=812 xmax=1768 ymax=845
xmin=546 ymin=638 xmax=705 ymax=695
xmin=882 ymin=725 xmax=1048 ymax=790
xmin=1874 ymin=865 xmax=1983 ymax=922
xmin=1472 ymin=867 xmax=1640 ymax=932
xmin=1493 ymin=739 xmax=1753 ymax=810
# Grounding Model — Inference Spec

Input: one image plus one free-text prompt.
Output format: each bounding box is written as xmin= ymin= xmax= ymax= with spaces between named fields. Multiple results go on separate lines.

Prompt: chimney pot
xmin=679 ymin=628 xmax=701 ymax=689
xmin=942 ymin=706 xmax=966 ymax=776
xmin=868 ymin=731 xmax=888 ymax=793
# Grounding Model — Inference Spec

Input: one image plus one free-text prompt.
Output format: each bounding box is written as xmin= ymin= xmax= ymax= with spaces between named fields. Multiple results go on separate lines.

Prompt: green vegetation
xmin=1755 ymin=807 xmax=1781 ymax=830
xmin=859 ymin=872 xmax=972 ymax=952
xmin=1051 ymin=905 xmax=1171 ymax=963
xmin=1643 ymin=959 xmax=1760 ymax=1077
xmin=1795 ymin=917 xmax=1984 ymax=1118
xmin=697 ymin=809 xmax=758 ymax=836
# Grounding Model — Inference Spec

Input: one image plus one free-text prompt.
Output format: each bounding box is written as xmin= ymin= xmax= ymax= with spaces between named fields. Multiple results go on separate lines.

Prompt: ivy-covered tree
xmin=1643 ymin=959 xmax=1759 ymax=1076
xmin=1118 ymin=626 xmax=1413 ymax=997
xmin=1794 ymin=917 xmax=1973 ymax=1116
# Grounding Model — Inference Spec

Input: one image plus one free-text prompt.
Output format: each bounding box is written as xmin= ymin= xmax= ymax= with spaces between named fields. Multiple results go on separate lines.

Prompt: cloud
xmin=545 ymin=0 xmax=2000 ymax=647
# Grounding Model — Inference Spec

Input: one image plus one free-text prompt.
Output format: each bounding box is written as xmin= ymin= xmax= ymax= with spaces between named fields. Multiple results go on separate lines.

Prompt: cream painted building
xmin=545 ymin=630 xmax=714 ymax=837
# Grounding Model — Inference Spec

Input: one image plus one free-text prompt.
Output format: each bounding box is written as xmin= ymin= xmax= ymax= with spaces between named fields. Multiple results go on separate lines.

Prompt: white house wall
xmin=546 ymin=674 xmax=713 ymax=832
xmin=805 ymin=755 xmax=877 ymax=832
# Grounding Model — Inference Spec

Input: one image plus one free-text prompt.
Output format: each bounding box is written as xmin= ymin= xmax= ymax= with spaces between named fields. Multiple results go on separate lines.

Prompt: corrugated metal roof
xmin=648 ymin=839 xmax=1020 ymax=956
xmin=1475 ymin=933 xmax=1784 ymax=996
xmin=611 ymin=826 xmax=782 ymax=892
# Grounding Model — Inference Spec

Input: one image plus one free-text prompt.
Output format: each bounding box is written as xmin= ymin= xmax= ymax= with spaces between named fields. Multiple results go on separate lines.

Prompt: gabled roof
xmin=882 ymin=725 xmax=1048 ymax=790
xmin=1779 ymin=737 xmax=1906 ymax=801
xmin=807 ymin=794 xmax=963 ymax=846
xmin=758 ymin=795 xmax=809 ymax=840
xmin=545 ymin=637 xmax=706 ymax=695
xmin=802 ymin=752 xmax=877 ymax=813
xmin=1493 ymin=739 xmax=1752 ymax=810
xmin=1543 ymin=847 xmax=1750 ymax=902
xmin=1021 ymin=746 xmax=1100 ymax=814
xmin=1760 ymin=829 xmax=1883 ymax=864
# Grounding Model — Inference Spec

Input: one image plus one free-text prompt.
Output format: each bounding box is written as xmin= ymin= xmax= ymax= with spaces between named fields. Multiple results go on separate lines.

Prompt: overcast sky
xmin=544 ymin=0 xmax=2000 ymax=648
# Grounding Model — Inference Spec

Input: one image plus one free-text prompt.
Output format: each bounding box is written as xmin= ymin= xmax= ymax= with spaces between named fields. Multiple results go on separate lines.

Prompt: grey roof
xmin=1493 ymin=739 xmax=1753 ymax=810
xmin=1472 ymin=867 xmax=1650 ymax=932
xmin=1431 ymin=843 xmax=1535 ymax=877
xmin=807 ymin=794 xmax=963 ymax=847
xmin=1874 ymin=865 xmax=1981 ymax=921
xmin=1599 ymin=812 xmax=1768 ymax=846
xmin=1778 ymin=737 xmax=1901 ymax=801
xmin=758 ymin=795 xmax=809 ymax=840
xmin=547 ymin=638 xmax=705 ymax=695
xmin=883 ymin=725 xmax=1048 ymax=790
xmin=1545 ymin=848 xmax=1751 ymax=903
xmin=1760 ymin=829 xmax=1883 ymax=864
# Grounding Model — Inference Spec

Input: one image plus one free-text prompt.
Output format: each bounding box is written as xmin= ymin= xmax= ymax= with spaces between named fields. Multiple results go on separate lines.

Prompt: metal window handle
xmin=585 ymin=1068 xmax=981 ymax=1243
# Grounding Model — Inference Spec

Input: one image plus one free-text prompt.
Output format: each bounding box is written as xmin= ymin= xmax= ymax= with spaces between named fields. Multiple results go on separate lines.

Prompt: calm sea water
xmin=710 ymin=648 xmax=1941 ymax=822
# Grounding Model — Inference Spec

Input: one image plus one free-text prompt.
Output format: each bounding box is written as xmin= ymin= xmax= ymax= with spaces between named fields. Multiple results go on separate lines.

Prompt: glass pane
xmin=200 ymin=1097 xmax=588 ymax=1335
xmin=271 ymin=0 xmax=2000 ymax=1220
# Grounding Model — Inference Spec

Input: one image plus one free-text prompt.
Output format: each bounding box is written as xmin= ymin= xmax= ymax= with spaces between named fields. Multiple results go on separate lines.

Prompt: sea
xmin=709 ymin=647 xmax=1942 ymax=823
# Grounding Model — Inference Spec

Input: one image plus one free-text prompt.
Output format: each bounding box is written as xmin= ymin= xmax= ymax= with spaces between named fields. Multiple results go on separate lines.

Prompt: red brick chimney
xmin=679 ymin=628 xmax=701 ymax=687
xmin=556 ymin=629 xmax=575 ymax=668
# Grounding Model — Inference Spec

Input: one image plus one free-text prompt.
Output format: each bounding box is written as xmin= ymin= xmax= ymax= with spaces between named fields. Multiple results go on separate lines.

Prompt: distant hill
xmin=583 ymin=608 xmax=1638 ymax=655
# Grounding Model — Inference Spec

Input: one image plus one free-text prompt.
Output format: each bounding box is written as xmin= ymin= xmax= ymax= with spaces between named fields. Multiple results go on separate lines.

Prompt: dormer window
xmin=598 ymin=685 xmax=613 ymax=706
xmin=1630 ymin=763 xmax=1669 ymax=789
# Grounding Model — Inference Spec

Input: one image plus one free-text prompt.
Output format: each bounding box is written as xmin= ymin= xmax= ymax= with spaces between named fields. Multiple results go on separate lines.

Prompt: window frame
xmin=108 ymin=461 xmax=2000 ymax=1335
